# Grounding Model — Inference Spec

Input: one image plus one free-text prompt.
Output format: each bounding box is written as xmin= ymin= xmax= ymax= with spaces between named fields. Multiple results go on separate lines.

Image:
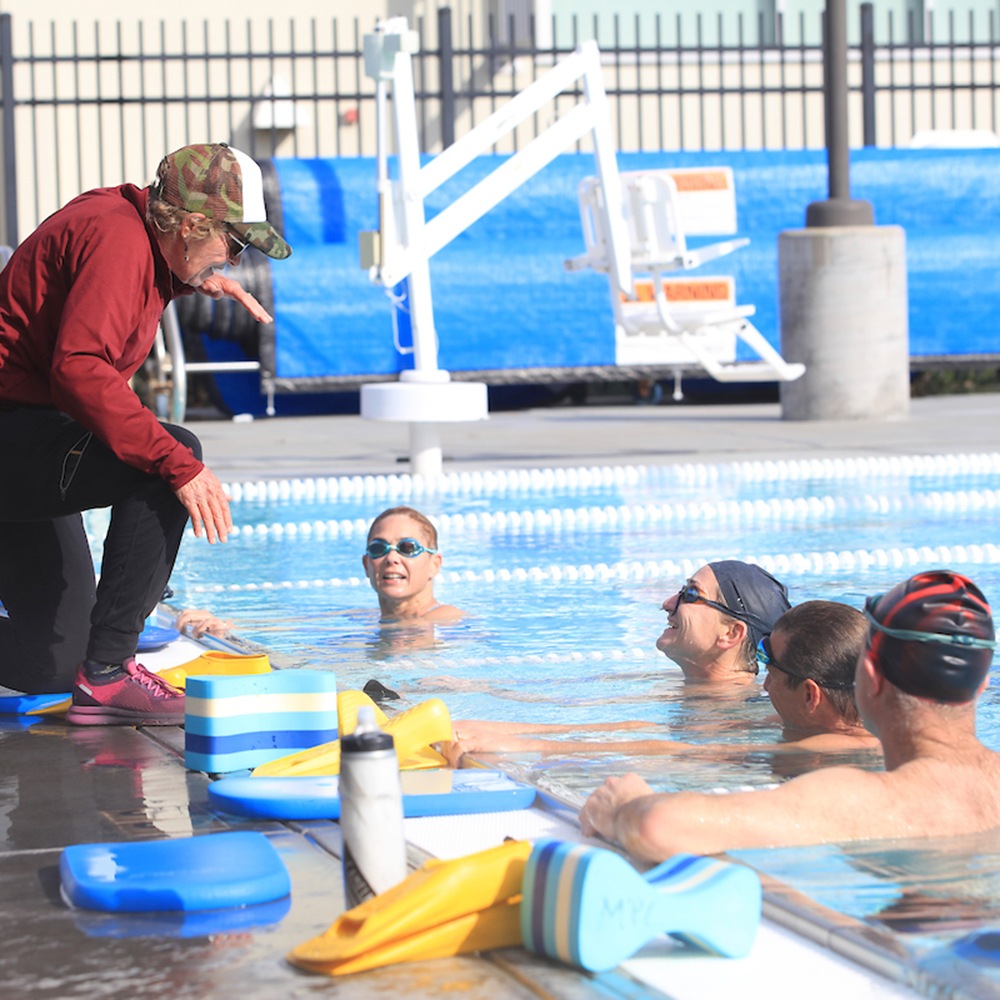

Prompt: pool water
xmin=84 ymin=451 xmax=1000 ymax=772
xmin=83 ymin=451 xmax=1000 ymax=990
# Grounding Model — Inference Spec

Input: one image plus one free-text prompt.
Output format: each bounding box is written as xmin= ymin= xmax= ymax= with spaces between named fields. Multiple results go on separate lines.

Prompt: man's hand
xmin=174 ymin=467 xmax=232 ymax=544
xmin=196 ymin=274 xmax=273 ymax=324
xmin=579 ymin=773 xmax=654 ymax=841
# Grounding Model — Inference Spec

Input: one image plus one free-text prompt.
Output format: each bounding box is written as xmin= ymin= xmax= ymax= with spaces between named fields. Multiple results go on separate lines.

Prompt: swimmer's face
xmin=362 ymin=513 xmax=442 ymax=604
xmin=656 ymin=565 xmax=732 ymax=668
xmin=761 ymin=628 xmax=804 ymax=729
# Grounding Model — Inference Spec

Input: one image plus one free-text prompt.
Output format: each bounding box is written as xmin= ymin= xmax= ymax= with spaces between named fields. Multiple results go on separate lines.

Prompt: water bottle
xmin=339 ymin=705 xmax=408 ymax=908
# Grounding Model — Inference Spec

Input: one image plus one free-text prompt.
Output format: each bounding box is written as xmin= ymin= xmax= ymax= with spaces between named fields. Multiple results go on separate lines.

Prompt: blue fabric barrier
xmin=268 ymin=148 xmax=1000 ymax=383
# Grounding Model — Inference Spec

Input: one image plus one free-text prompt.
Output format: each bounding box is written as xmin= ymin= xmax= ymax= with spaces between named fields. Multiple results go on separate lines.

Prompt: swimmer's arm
xmin=443 ymin=730 xmax=692 ymax=767
xmin=581 ymin=766 xmax=888 ymax=861
xmin=453 ymin=718 xmax=655 ymax=736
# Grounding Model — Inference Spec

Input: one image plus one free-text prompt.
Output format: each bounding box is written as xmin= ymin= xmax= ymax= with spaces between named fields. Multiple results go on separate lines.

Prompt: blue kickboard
xmin=208 ymin=768 xmax=538 ymax=820
xmin=60 ymin=831 xmax=291 ymax=913
xmin=0 ymin=692 xmax=71 ymax=714
xmin=137 ymin=625 xmax=180 ymax=651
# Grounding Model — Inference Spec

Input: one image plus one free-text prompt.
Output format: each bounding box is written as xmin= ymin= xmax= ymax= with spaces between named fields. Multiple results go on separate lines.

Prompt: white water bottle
xmin=338 ymin=705 xmax=407 ymax=908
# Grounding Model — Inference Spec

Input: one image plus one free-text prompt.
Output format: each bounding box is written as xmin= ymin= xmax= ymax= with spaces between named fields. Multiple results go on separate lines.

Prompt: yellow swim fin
xmin=157 ymin=650 xmax=271 ymax=690
xmin=336 ymin=689 xmax=389 ymax=735
xmin=288 ymin=839 xmax=530 ymax=974
xmin=290 ymin=897 xmax=522 ymax=976
xmin=252 ymin=695 xmax=451 ymax=777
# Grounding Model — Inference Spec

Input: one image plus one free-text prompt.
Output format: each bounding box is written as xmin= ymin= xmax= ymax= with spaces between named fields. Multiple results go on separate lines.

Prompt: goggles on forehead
xmin=756 ymin=635 xmax=856 ymax=690
xmin=864 ymin=595 xmax=997 ymax=650
xmin=365 ymin=538 xmax=437 ymax=559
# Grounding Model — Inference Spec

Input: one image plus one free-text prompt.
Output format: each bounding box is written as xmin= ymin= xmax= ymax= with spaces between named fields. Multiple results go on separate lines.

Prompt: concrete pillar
xmin=779 ymin=226 xmax=909 ymax=421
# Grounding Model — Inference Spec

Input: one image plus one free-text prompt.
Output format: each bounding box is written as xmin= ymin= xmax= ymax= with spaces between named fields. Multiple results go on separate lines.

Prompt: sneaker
xmin=66 ymin=657 xmax=185 ymax=726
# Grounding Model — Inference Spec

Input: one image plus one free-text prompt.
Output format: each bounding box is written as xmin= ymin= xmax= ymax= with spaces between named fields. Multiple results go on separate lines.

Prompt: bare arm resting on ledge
xmin=580 ymin=571 xmax=1000 ymax=861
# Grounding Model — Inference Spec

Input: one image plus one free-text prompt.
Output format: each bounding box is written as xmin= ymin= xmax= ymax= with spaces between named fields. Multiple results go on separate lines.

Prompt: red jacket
xmin=0 ymin=183 xmax=203 ymax=489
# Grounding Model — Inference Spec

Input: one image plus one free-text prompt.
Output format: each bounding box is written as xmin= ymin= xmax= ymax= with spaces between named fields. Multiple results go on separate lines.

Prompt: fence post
xmin=0 ymin=13 xmax=17 ymax=247
xmin=438 ymin=6 xmax=455 ymax=150
xmin=860 ymin=2 xmax=876 ymax=146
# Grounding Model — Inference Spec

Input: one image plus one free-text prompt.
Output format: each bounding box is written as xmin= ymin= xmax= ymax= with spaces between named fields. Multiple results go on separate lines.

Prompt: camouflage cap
xmin=153 ymin=142 xmax=292 ymax=259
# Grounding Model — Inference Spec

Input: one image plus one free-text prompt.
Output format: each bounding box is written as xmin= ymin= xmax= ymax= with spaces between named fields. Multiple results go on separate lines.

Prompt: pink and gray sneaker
xmin=66 ymin=657 xmax=185 ymax=726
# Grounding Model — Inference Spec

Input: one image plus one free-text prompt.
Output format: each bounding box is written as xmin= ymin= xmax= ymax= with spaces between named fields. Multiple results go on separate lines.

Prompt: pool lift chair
xmin=565 ymin=169 xmax=805 ymax=391
xmin=359 ymin=19 xmax=633 ymax=477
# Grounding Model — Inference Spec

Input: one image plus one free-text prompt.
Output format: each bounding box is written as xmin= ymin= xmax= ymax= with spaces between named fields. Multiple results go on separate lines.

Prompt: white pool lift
xmin=360 ymin=18 xmax=802 ymax=477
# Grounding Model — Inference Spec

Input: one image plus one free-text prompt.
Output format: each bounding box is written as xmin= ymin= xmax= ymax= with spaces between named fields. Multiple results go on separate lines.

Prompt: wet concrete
xmin=0 ymin=716 xmax=646 ymax=999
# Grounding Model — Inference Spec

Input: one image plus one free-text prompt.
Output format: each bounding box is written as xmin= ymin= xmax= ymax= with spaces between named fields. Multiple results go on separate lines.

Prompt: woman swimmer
xmin=175 ymin=505 xmax=461 ymax=637
xmin=363 ymin=506 xmax=462 ymax=622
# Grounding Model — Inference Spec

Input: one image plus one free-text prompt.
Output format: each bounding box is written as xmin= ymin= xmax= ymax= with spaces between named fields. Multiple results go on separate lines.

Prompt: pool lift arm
xmin=359 ymin=20 xmax=632 ymax=479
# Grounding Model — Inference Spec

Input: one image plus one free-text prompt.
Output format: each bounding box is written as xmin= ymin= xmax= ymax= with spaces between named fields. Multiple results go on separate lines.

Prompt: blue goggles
xmin=365 ymin=538 xmax=437 ymax=559
xmin=756 ymin=635 xmax=855 ymax=690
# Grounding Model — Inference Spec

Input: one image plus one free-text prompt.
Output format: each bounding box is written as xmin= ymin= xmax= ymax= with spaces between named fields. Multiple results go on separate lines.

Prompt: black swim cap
xmin=707 ymin=560 xmax=792 ymax=648
xmin=865 ymin=571 xmax=996 ymax=704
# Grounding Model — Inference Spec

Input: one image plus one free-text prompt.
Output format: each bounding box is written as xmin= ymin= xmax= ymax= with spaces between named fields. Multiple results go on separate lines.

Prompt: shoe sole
xmin=66 ymin=705 xmax=184 ymax=726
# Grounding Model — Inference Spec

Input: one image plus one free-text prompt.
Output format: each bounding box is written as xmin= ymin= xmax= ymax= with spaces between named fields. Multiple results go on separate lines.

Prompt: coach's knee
xmin=162 ymin=423 xmax=203 ymax=464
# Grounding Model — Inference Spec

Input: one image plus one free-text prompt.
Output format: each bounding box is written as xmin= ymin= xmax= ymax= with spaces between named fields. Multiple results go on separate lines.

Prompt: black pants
xmin=0 ymin=408 xmax=200 ymax=693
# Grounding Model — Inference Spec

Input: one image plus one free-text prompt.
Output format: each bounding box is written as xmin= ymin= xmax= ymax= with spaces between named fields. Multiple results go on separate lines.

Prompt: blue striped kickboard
xmin=185 ymin=670 xmax=337 ymax=774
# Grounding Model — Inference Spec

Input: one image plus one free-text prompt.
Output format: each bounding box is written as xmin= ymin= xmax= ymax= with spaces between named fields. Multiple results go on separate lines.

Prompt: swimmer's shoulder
xmin=423 ymin=602 xmax=464 ymax=622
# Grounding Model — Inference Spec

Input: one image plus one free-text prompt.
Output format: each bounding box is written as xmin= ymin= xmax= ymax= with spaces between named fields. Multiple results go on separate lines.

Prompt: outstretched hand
xmin=196 ymin=273 xmax=273 ymax=324
xmin=174 ymin=467 xmax=233 ymax=544
xmin=175 ymin=608 xmax=232 ymax=637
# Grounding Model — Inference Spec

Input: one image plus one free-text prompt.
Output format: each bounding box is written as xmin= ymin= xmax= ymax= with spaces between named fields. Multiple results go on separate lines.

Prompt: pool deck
xmin=4 ymin=393 xmax=997 ymax=1000
xmin=192 ymin=392 xmax=1000 ymax=481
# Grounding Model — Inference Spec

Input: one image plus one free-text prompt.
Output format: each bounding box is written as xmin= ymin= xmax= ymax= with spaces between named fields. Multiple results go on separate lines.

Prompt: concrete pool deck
xmin=4 ymin=392 xmax=996 ymax=1000
xmin=190 ymin=392 xmax=1000 ymax=481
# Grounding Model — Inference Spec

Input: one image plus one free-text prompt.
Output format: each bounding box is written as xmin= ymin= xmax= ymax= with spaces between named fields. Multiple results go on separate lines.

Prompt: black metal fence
xmin=2 ymin=6 xmax=1000 ymax=242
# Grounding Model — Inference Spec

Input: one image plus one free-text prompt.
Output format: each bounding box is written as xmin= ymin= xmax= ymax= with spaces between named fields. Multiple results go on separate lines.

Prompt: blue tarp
xmin=267 ymin=148 xmax=1000 ymax=382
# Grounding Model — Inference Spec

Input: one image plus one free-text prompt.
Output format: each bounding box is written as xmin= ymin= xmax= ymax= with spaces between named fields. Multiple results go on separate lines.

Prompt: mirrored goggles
xmin=756 ymin=635 xmax=855 ymax=689
xmin=365 ymin=538 xmax=437 ymax=559
xmin=864 ymin=595 xmax=997 ymax=650
xmin=675 ymin=583 xmax=736 ymax=618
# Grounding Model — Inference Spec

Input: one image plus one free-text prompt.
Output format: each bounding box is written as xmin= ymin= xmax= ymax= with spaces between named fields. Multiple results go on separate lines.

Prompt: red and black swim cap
xmin=865 ymin=571 xmax=996 ymax=704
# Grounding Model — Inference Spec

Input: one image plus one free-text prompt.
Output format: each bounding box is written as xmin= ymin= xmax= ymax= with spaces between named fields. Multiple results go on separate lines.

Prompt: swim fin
xmin=157 ymin=651 xmax=271 ymax=690
xmin=290 ymin=898 xmax=521 ymax=976
xmin=288 ymin=839 xmax=530 ymax=975
xmin=252 ymin=695 xmax=452 ymax=777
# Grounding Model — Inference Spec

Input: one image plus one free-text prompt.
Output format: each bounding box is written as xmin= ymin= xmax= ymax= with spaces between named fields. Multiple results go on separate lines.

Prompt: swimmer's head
xmin=865 ymin=571 xmax=997 ymax=704
xmin=367 ymin=506 xmax=438 ymax=549
xmin=707 ymin=560 xmax=791 ymax=670
xmin=768 ymin=601 xmax=867 ymax=724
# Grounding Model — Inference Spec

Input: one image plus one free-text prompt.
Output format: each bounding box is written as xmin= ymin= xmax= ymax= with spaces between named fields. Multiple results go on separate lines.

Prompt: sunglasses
xmin=365 ymin=538 xmax=437 ymax=559
xmin=756 ymin=635 xmax=855 ymax=689
xmin=225 ymin=226 xmax=249 ymax=261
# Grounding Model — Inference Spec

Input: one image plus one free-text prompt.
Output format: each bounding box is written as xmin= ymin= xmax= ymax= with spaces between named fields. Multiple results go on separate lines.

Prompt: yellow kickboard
xmin=158 ymin=651 xmax=271 ymax=690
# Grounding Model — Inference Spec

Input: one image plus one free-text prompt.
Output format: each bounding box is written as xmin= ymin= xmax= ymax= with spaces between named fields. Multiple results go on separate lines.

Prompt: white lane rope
xmin=221 ymin=452 xmax=1000 ymax=502
xmin=199 ymin=487 xmax=1000 ymax=542
xmin=181 ymin=541 xmax=1000 ymax=594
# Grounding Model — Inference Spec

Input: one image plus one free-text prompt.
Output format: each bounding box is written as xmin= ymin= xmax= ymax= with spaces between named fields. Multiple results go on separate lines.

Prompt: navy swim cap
xmin=865 ymin=571 xmax=996 ymax=704
xmin=707 ymin=560 xmax=792 ymax=648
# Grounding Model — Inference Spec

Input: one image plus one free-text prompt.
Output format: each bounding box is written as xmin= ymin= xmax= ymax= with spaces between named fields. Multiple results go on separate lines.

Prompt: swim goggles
xmin=675 ymin=583 xmax=771 ymax=635
xmin=365 ymin=538 xmax=438 ymax=559
xmin=756 ymin=635 xmax=855 ymax=689
xmin=863 ymin=595 xmax=997 ymax=650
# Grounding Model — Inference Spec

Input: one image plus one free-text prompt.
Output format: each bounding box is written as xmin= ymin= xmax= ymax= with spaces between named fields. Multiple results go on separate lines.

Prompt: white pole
xmin=409 ymin=421 xmax=442 ymax=479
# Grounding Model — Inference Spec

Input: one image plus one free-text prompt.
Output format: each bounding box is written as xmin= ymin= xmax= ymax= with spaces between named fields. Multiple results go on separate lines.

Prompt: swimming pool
xmin=84 ymin=450 xmax=1000 ymax=995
